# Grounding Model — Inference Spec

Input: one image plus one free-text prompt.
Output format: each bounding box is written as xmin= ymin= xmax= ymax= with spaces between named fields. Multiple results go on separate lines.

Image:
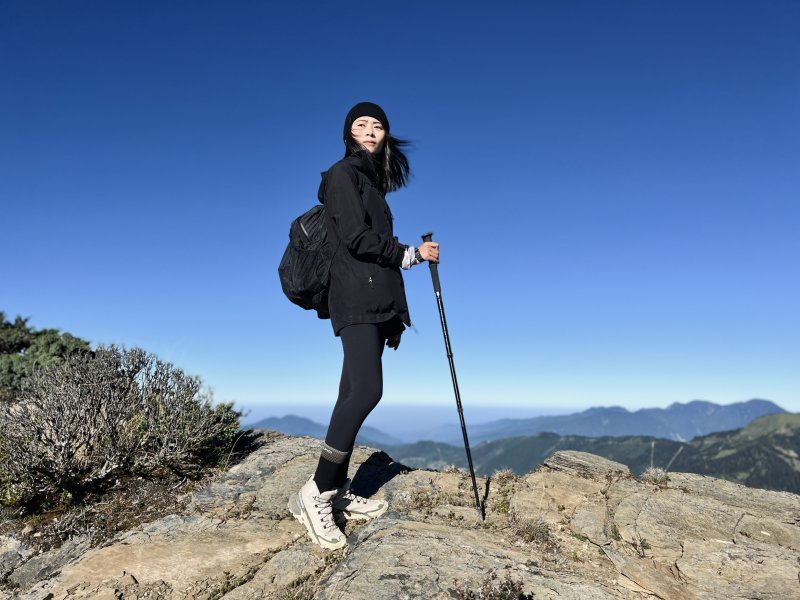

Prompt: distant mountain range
xmin=256 ymin=408 xmax=800 ymax=494
xmin=386 ymin=413 xmax=800 ymax=494
xmin=249 ymin=415 xmax=404 ymax=447
xmin=250 ymin=399 xmax=785 ymax=445
xmin=426 ymin=399 xmax=785 ymax=444
xmin=248 ymin=399 xmax=798 ymax=493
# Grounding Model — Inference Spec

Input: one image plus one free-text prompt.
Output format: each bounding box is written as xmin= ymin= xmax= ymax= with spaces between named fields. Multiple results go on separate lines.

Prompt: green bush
xmin=0 ymin=312 xmax=91 ymax=403
xmin=0 ymin=345 xmax=240 ymax=508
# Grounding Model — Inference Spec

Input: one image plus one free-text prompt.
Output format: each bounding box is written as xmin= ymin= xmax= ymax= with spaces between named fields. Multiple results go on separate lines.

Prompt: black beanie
xmin=343 ymin=102 xmax=390 ymax=141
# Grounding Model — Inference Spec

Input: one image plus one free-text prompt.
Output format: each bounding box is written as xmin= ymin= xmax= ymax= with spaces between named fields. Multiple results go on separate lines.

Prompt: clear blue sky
xmin=2 ymin=1 xmax=798 ymax=416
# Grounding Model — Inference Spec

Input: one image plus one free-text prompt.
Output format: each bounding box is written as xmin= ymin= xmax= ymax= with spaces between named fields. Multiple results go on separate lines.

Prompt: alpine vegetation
xmin=0 ymin=312 xmax=91 ymax=403
xmin=640 ymin=466 xmax=669 ymax=486
xmin=0 ymin=345 xmax=240 ymax=509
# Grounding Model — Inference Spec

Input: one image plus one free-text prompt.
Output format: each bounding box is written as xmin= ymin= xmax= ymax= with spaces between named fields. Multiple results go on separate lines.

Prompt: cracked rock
xmin=2 ymin=431 xmax=798 ymax=599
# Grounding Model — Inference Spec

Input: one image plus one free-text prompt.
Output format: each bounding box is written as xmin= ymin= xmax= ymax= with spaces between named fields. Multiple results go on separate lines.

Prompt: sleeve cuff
xmin=391 ymin=244 xmax=406 ymax=268
xmin=401 ymin=246 xmax=415 ymax=270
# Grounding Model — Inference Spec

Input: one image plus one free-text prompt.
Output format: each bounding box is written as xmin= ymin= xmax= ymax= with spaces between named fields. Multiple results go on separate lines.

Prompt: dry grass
xmin=510 ymin=511 xmax=550 ymax=544
xmin=491 ymin=468 xmax=517 ymax=488
xmin=393 ymin=476 xmax=475 ymax=516
xmin=452 ymin=569 xmax=534 ymax=600
xmin=275 ymin=577 xmax=318 ymax=600
xmin=487 ymin=469 xmax=518 ymax=515
xmin=0 ymin=475 xmax=210 ymax=558
xmin=640 ymin=467 xmax=669 ymax=486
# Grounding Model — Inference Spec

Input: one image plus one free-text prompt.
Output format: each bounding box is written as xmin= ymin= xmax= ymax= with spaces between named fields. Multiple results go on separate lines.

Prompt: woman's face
xmin=350 ymin=116 xmax=386 ymax=153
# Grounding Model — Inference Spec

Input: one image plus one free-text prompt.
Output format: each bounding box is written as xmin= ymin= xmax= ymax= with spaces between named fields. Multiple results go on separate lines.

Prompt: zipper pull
xmin=368 ymin=276 xmax=373 ymax=288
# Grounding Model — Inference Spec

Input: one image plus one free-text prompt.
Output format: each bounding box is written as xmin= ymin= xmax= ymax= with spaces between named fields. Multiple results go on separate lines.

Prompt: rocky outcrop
xmin=2 ymin=431 xmax=799 ymax=599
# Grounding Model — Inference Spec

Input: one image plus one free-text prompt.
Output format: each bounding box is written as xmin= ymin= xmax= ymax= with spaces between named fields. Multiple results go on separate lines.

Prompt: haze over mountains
xmin=250 ymin=401 xmax=799 ymax=494
xmin=250 ymin=414 xmax=404 ymax=447
xmin=390 ymin=413 xmax=800 ymax=494
xmin=250 ymin=399 xmax=784 ymax=445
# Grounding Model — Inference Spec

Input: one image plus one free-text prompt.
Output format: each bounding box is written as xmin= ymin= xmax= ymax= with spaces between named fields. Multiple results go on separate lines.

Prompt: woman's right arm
xmin=325 ymin=163 xmax=406 ymax=268
xmin=400 ymin=242 xmax=439 ymax=269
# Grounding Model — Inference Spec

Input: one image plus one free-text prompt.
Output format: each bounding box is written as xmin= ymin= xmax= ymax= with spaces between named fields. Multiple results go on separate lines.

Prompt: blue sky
xmin=2 ymin=1 xmax=799 ymax=418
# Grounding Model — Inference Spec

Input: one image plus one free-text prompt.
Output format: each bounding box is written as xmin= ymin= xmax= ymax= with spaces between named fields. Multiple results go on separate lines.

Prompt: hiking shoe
xmin=332 ymin=478 xmax=388 ymax=521
xmin=287 ymin=477 xmax=346 ymax=550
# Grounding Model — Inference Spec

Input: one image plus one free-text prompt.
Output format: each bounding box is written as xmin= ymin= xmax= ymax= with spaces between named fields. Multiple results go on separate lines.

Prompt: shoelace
xmin=341 ymin=489 xmax=369 ymax=505
xmin=313 ymin=495 xmax=338 ymax=530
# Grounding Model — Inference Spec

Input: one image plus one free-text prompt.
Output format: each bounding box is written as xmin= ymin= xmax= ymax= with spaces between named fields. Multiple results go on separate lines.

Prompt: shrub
xmin=640 ymin=467 xmax=669 ymax=486
xmin=491 ymin=468 xmax=517 ymax=488
xmin=0 ymin=345 xmax=240 ymax=508
xmin=489 ymin=469 xmax=517 ymax=514
xmin=0 ymin=455 xmax=25 ymax=506
xmin=495 ymin=496 xmax=510 ymax=514
xmin=510 ymin=511 xmax=550 ymax=544
xmin=0 ymin=312 xmax=91 ymax=402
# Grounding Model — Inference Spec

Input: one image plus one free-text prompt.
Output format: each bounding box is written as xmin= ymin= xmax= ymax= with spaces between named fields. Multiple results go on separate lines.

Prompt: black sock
xmin=334 ymin=454 xmax=352 ymax=489
xmin=313 ymin=443 xmax=351 ymax=493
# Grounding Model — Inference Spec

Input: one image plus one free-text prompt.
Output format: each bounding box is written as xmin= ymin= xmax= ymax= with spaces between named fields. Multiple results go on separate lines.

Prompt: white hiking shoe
xmin=287 ymin=477 xmax=347 ymax=550
xmin=332 ymin=478 xmax=388 ymax=521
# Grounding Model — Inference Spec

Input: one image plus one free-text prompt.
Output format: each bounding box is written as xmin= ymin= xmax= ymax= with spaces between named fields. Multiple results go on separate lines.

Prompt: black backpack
xmin=278 ymin=205 xmax=338 ymax=318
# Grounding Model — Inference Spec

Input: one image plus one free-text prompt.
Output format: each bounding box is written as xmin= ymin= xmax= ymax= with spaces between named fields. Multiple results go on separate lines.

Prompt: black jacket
xmin=318 ymin=150 xmax=411 ymax=335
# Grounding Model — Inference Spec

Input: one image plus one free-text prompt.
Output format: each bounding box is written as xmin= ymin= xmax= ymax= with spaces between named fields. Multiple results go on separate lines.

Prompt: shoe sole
xmin=288 ymin=493 xmax=347 ymax=550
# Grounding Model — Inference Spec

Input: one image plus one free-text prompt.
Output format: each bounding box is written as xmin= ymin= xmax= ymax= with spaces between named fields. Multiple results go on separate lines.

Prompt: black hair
xmin=343 ymin=133 xmax=412 ymax=194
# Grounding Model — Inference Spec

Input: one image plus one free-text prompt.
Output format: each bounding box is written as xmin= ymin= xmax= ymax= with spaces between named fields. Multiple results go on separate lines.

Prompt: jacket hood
xmin=318 ymin=149 xmax=380 ymax=203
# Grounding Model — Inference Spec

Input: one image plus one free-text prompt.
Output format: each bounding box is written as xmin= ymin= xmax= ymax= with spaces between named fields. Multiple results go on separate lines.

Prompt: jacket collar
xmin=344 ymin=149 xmax=380 ymax=186
xmin=318 ymin=150 xmax=382 ymax=203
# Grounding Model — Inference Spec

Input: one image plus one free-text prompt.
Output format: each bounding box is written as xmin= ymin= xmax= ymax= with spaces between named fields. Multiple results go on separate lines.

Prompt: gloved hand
xmin=381 ymin=317 xmax=405 ymax=351
xmin=386 ymin=331 xmax=402 ymax=351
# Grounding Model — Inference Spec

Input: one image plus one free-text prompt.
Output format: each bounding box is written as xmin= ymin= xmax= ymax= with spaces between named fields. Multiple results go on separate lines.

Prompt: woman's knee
xmin=353 ymin=376 xmax=382 ymax=409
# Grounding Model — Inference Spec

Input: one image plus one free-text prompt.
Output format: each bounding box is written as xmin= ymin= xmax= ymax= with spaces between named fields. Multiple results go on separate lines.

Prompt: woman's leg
xmin=314 ymin=323 xmax=385 ymax=492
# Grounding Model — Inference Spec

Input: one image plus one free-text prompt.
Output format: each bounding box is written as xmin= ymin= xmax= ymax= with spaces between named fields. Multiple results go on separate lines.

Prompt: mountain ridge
xmin=387 ymin=412 xmax=800 ymax=494
xmin=250 ymin=398 xmax=785 ymax=445
xmin=249 ymin=415 xmax=403 ymax=447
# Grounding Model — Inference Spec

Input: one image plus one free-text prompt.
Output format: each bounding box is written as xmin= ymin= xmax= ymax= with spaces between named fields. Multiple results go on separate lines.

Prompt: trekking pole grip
xmin=421 ymin=232 xmax=441 ymax=294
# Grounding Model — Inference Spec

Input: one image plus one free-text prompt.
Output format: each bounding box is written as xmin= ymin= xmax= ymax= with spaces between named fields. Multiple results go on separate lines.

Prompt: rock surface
xmin=1 ymin=431 xmax=798 ymax=599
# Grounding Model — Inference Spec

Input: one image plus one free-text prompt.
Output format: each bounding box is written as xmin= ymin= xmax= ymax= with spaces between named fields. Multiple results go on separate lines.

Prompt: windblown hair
xmin=343 ymin=133 xmax=412 ymax=194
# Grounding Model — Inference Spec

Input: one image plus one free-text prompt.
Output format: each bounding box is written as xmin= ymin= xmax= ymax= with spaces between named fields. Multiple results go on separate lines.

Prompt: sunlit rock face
xmin=4 ymin=431 xmax=799 ymax=600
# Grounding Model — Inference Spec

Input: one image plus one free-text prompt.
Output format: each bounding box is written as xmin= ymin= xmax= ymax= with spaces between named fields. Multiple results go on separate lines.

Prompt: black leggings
xmin=326 ymin=322 xmax=387 ymax=450
xmin=313 ymin=321 xmax=394 ymax=491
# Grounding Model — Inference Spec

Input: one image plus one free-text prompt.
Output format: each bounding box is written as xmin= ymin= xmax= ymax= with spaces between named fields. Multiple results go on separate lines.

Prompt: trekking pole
xmin=421 ymin=232 xmax=485 ymax=521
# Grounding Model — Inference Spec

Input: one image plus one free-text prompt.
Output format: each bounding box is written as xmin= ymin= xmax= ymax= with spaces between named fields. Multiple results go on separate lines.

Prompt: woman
xmin=288 ymin=102 xmax=439 ymax=549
